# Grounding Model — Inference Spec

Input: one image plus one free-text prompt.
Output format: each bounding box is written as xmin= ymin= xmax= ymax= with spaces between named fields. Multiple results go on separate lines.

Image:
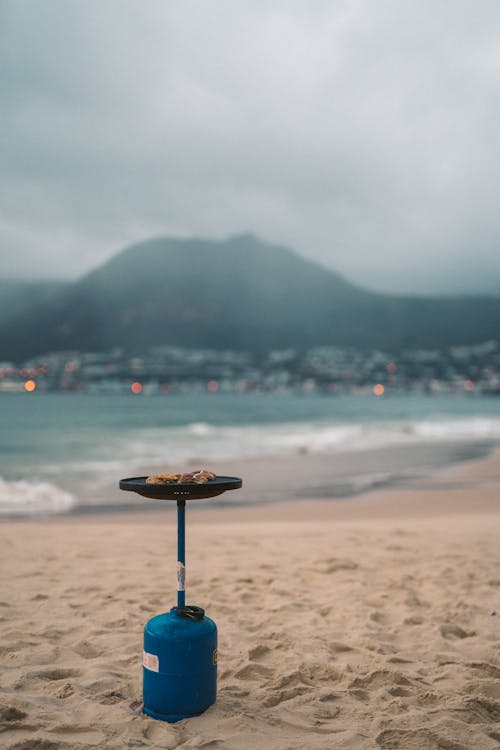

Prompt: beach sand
xmin=1 ymin=450 xmax=500 ymax=749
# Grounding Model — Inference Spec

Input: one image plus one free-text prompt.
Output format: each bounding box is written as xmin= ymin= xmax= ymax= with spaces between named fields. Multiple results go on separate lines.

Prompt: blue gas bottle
xmin=143 ymin=605 xmax=217 ymax=722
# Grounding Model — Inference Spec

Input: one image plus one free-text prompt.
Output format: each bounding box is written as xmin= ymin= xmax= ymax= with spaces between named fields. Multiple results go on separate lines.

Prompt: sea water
xmin=1 ymin=392 xmax=500 ymax=516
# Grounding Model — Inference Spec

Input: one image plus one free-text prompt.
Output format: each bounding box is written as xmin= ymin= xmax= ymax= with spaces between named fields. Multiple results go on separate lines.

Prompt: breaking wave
xmin=0 ymin=478 xmax=76 ymax=517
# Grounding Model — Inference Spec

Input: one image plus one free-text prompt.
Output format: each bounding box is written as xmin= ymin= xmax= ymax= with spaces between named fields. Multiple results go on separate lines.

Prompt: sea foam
xmin=0 ymin=477 xmax=76 ymax=517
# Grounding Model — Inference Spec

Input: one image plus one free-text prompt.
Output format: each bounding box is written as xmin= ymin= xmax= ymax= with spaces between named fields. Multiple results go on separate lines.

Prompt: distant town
xmin=1 ymin=340 xmax=500 ymax=396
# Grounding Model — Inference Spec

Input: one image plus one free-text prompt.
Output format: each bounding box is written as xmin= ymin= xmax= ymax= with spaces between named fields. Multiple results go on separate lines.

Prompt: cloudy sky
xmin=1 ymin=0 xmax=499 ymax=294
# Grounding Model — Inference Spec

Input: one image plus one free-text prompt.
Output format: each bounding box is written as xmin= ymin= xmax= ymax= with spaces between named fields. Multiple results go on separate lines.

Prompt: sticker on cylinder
xmin=143 ymin=650 xmax=159 ymax=672
xmin=177 ymin=561 xmax=186 ymax=591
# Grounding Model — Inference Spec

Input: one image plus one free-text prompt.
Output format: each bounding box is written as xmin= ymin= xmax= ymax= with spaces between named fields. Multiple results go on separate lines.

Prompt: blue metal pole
xmin=177 ymin=500 xmax=186 ymax=609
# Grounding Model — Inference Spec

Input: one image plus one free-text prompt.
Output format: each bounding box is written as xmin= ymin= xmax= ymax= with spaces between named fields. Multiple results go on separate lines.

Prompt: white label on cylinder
xmin=177 ymin=562 xmax=186 ymax=591
xmin=143 ymin=650 xmax=159 ymax=672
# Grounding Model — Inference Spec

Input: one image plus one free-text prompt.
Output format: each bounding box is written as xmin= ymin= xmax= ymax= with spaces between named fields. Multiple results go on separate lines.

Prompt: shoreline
xmin=85 ymin=442 xmax=500 ymax=525
xmin=5 ymin=441 xmax=500 ymax=526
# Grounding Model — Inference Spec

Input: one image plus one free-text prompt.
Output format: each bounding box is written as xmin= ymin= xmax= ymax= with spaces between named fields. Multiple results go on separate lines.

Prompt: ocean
xmin=1 ymin=392 xmax=500 ymax=517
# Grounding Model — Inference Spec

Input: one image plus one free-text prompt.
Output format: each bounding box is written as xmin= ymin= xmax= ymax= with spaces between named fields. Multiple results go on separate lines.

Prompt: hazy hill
xmin=0 ymin=234 xmax=499 ymax=362
xmin=0 ymin=279 xmax=69 ymax=321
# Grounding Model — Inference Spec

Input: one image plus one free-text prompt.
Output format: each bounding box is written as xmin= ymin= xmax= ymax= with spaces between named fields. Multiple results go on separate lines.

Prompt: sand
xmin=1 ymin=451 xmax=500 ymax=749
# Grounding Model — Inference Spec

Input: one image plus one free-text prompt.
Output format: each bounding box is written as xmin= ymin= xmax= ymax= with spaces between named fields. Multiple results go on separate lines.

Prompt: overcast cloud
xmin=1 ymin=0 xmax=499 ymax=293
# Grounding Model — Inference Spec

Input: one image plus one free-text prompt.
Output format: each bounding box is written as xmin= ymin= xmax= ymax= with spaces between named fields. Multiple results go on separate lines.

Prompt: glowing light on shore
xmin=24 ymin=379 xmax=36 ymax=392
xmin=207 ymin=380 xmax=219 ymax=393
xmin=373 ymin=383 xmax=385 ymax=396
xmin=131 ymin=381 xmax=143 ymax=394
xmin=464 ymin=380 xmax=474 ymax=391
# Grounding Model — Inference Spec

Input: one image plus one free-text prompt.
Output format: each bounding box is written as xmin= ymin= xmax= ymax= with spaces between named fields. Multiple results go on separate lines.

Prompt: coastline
xmin=1 ymin=448 xmax=500 ymax=749
xmin=5 ymin=436 xmax=493 ymax=521
xmin=37 ymin=442 xmax=500 ymax=525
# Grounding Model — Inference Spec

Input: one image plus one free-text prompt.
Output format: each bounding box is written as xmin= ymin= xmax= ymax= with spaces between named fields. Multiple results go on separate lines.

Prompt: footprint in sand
xmin=404 ymin=615 xmax=424 ymax=625
xmin=416 ymin=691 xmax=442 ymax=707
xmin=234 ymin=662 xmax=273 ymax=680
xmin=72 ymin=639 xmax=102 ymax=659
xmin=455 ymin=696 xmax=500 ymax=724
xmin=440 ymin=623 xmax=476 ymax=639
xmin=466 ymin=661 xmax=500 ymax=679
xmin=0 ymin=704 xmax=27 ymax=723
xmin=405 ymin=591 xmax=430 ymax=608
xmin=103 ymin=617 xmax=128 ymax=628
xmin=387 ymin=685 xmax=413 ymax=698
xmin=270 ymin=694 xmax=341 ymax=735
xmin=370 ymin=611 xmax=390 ymax=625
xmin=30 ymin=667 xmax=81 ymax=682
xmin=349 ymin=670 xmax=412 ymax=691
xmin=248 ymin=644 xmax=271 ymax=661
xmin=98 ymin=688 xmax=128 ymax=705
xmin=319 ymin=558 xmax=359 ymax=574
xmin=329 ymin=641 xmax=354 ymax=654
xmin=54 ymin=682 xmax=74 ymax=699
xmin=0 ymin=739 xmax=62 ymax=750
xmin=48 ymin=724 xmax=106 ymax=747
xmin=262 ymin=684 xmax=313 ymax=708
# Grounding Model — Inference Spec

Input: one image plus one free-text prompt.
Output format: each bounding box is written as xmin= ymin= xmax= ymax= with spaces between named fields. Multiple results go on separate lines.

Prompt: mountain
xmin=0 ymin=234 xmax=499 ymax=362
xmin=0 ymin=279 xmax=69 ymax=321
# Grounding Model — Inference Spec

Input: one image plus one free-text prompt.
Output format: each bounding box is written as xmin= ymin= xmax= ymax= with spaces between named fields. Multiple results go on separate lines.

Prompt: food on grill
xmin=146 ymin=472 xmax=181 ymax=484
xmin=146 ymin=469 xmax=216 ymax=485
xmin=193 ymin=469 xmax=216 ymax=483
